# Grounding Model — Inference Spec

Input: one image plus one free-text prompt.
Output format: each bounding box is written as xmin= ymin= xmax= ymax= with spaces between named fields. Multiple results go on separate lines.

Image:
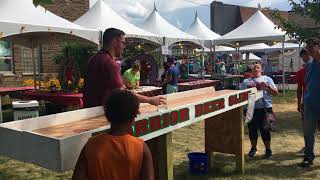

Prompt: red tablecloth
xmin=21 ymin=91 xmax=84 ymax=108
xmin=178 ymin=80 xmax=219 ymax=92
xmin=21 ymin=87 xmax=163 ymax=109
xmin=0 ymin=86 xmax=34 ymax=96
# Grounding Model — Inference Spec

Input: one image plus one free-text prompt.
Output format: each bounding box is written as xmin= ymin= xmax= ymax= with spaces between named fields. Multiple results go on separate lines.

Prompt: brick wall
xmin=239 ymin=7 xmax=289 ymax=24
xmin=288 ymin=13 xmax=318 ymax=30
xmin=1 ymin=0 xmax=91 ymax=87
xmin=43 ymin=0 xmax=89 ymax=22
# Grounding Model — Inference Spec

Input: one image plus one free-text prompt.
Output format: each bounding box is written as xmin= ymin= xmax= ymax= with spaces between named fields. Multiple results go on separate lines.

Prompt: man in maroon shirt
xmin=83 ymin=28 xmax=165 ymax=108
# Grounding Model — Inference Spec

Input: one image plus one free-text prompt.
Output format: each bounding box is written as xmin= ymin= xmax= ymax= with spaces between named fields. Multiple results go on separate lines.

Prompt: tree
xmin=270 ymin=0 xmax=320 ymax=42
xmin=33 ymin=0 xmax=53 ymax=7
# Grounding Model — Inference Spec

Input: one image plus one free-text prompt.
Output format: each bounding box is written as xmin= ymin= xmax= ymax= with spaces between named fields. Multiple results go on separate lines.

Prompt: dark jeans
xmin=303 ymin=104 xmax=320 ymax=161
xmin=248 ymin=108 xmax=273 ymax=142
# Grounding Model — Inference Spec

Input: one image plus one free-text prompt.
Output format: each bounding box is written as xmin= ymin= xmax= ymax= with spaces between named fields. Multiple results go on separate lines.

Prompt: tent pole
xmin=237 ymin=46 xmax=240 ymax=75
xmin=282 ymin=37 xmax=285 ymax=95
xmin=31 ymin=39 xmax=37 ymax=90
xmin=298 ymin=42 xmax=301 ymax=69
xmin=98 ymin=31 xmax=103 ymax=49
xmin=202 ymin=47 xmax=205 ymax=69
xmin=187 ymin=47 xmax=189 ymax=76
xmin=38 ymin=44 xmax=42 ymax=91
xmin=213 ymin=43 xmax=216 ymax=75
xmin=209 ymin=42 xmax=213 ymax=77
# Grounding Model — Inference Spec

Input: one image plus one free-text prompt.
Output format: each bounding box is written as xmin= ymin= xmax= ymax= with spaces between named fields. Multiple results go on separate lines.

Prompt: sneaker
xmin=264 ymin=149 xmax=273 ymax=159
xmin=248 ymin=147 xmax=257 ymax=158
xmin=300 ymin=158 xmax=313 ymax=168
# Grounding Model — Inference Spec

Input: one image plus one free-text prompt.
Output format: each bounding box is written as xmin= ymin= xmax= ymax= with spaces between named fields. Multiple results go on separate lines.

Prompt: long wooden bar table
xmin=0 ymin=87 xmax=262 ymax=179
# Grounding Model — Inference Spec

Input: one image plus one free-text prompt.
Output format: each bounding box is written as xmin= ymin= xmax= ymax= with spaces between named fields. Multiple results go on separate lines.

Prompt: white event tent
xmin=186 ymin=12 xmax=222 ymax=73
xmin=242 ymin=53 xmax=261 ymax=61
xmin=0 ymin=0 xmax=99 ymax=45
xmin=214 ymin=10 xmax=285 ymax=45
xmin=0 ymin=0 xmax=100 ymax=91
xmin=214 ymin=8 xmax=288 ymax=93
xmin=74 ymin=0 xmax=162 ymax=45
xmin=239 ymin=43 xmax=270 ymax=52
xmin=268 ymin=42 xmax=303 ymax=51
xmin=196 ymin=46 xmax=235 ymax=53
xmin=186 ymin=12 xmax=221 ymax=47
xmin=141 ymin=5 xmax=202 ymax=47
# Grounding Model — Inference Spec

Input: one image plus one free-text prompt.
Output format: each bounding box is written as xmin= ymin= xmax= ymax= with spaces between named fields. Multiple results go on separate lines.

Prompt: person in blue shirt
xmin=242 ymin=63 xmax=278 ymax=159
xmin=300 ymin=38 xmax=320 ymax=168
xmin=159 ymin=58 xmax=179 ymax=94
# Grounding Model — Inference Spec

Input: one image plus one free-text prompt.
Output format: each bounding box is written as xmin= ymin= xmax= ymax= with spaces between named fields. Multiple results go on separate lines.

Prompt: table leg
xmin=146 ymin=132 xmax=173 ymax=180
xmin=205 ymin=107 xmax=244 ymax=174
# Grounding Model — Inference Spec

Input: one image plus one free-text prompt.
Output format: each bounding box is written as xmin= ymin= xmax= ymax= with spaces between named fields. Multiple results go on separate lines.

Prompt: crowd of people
xmin=240 ymin=38 xmax=320 ymax=169
xmin=71 ymin=27 xmax=320 ymax=180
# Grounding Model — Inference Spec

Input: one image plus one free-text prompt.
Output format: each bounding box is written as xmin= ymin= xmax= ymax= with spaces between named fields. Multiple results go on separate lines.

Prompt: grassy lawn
xmin=1 ymin=91 xmax=320 ymax=179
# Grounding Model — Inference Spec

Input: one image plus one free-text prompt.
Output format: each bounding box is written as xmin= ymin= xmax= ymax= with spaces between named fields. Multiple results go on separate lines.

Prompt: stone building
xmin=0 ymin=0 xmax=92 ymax=87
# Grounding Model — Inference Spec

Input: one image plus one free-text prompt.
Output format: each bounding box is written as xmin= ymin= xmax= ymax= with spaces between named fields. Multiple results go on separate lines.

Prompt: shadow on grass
xmin=275 ymin=111 xmax=302 ymax=132
xmin=175 ymin=151 xmax=320 ymax=180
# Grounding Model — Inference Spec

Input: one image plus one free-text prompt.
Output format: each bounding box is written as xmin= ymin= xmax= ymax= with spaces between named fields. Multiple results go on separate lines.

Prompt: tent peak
xmin=194 ymin=11 xmax=198 ymax=20
xmin=153 ymin=2 xmax=157 ymax=12
xmin=258 ymin=3 xmax=261 ymax=10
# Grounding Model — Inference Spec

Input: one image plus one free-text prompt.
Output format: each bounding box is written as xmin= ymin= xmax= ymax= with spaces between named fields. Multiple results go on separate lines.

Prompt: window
xmin=21 ymin=46 xmax=40 ymax=74
xmin=0 ymin=40 xmax=13 ymax=72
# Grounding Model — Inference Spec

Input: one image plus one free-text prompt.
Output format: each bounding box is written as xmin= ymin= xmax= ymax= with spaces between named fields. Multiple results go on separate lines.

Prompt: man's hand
xmin=148 ymin=96 xmax=166 ymax=106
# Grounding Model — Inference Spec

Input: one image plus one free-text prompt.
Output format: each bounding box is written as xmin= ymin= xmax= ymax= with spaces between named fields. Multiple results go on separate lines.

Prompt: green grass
xmin=273 ymin=90 xmax=297 ymax=104
xmin=1 ymin=91 xmax=319 ymax=179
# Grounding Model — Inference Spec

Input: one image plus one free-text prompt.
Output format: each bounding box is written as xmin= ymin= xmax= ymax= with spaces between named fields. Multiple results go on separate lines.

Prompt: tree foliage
xmin=54 ymin=42 xmax=97 ymax=77
xmin=270 ymin=0 xmax=320 ymax=42
xmin=33 ymin=0 xmax=53 ymax=7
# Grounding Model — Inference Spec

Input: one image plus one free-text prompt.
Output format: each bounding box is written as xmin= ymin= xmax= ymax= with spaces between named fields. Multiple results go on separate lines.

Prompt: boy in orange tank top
xmin=72 ymin=90 xmax=154 ymax=180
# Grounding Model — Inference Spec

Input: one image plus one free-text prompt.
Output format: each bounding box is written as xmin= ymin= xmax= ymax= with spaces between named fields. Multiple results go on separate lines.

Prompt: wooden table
xmin=131 ymin=86 xmax=162 ymax=96
xmin=0 ymin=87 xmax=263 ymax=179
xmin=21 ymin=86 xmax=162 ymax=110
xmin=21 ymin=91 xmax=84 ymax=108
xmin=178 ymin=80 xmax=219 ymax=92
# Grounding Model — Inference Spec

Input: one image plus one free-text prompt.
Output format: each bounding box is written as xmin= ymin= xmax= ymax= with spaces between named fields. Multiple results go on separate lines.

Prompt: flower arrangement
xmin=22 ymin=79 xmax=46 ymax=89
xmin=23 ymin=78 xmax=61 ymax=91
xmin=46 ymin=78 xmax=61 ymax=92
xmin=72 ymin=78 xmax=84 ymax=93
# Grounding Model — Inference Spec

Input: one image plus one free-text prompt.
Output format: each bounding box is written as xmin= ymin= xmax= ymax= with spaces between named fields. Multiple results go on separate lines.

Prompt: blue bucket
xmin=187 ymin=152 xmax=208 ymax=175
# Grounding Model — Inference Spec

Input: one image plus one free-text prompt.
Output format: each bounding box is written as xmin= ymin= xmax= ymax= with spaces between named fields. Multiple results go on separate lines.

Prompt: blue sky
xmin=89 ymin=0 xmax=295 ymax=31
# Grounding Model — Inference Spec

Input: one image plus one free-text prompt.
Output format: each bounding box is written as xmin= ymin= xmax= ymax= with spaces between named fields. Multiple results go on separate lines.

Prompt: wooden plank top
xmin=32 ymin=89 xmax=237 ymax=138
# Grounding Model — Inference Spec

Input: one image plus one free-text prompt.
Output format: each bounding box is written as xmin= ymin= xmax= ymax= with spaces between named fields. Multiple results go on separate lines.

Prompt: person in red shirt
xmin=296 ymin=49 xmax=312 ymax=113
xmin=83 ymin=28 xmax=165 ymax=108
xmin=295 ymin=48 xmax=312 ymax=154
